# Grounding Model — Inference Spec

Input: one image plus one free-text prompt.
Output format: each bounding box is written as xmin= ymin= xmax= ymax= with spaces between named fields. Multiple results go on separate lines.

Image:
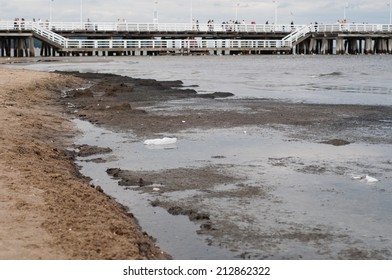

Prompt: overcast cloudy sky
xmin=1 ymin=0 xmax=391 ymax=24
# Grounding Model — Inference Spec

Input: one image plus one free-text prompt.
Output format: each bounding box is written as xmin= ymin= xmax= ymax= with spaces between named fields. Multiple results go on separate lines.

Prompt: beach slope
xmin=0 ymin=69 xmax=168 ymax=260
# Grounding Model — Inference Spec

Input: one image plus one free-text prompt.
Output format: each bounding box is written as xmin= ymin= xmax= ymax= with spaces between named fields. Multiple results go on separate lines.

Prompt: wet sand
xmin=60 ymin=71 xmax=392 ymax=143
xmin=0 ymin=69 xmax=168 ymax=259
xmin=60 ymin=71 xmax=392 ymax=259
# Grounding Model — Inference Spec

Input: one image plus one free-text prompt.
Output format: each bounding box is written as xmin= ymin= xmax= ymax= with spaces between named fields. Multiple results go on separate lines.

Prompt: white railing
xmin=31 ymin=24 xmax=68 ymax=47
xmin=58 ymin=22 xmax=300 ymax=33
xmin=63 ymin=22 xmax=390 ymax=33
xmin=51 ymin=22 xmax=302 ymax=33
xmin=2 ymin=20 xmax=392 ymax=34
xmin=64 ymin=39 xmax=290 ymax=50
xmin=312 ymin=24 xmax=392 ymax=33
xmin=282 ymin=24 xmax=312 ymax=43
xmin=281 ymin=23 xmax=392 ymax=45
xmin=0 ymin=20 xmax=304 ymax=33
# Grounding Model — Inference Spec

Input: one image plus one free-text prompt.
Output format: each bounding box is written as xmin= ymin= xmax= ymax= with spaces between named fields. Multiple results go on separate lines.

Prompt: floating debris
xmin=352 ymin=174 xmax=379 ymax=183
xmin=144 ymin=137 xmax=177 ymax=145
xmin=364 ymin=175 xmax=379 ymax=183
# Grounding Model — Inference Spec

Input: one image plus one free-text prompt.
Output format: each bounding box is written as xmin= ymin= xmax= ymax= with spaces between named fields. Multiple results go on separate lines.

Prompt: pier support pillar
xmin=349 ymin=39 xmax=358 ymax=54
xmin=336 ymin=38 xmax=345 ymax=55
xmin=29 ymin=37 xmax=35 ymax=57
xmin=304 ymin=41 xmax=310 ymax=54
xmin=365 ymin=38 xmax=373 ymax=54
xmin=321 ymin=38 xmax=329 ymax=54
xmin=382 ymin=39 xmax=388 ymax=54
xmin=375 ymin=39 xmax=387 ymax=54
xmin=0 ymin=39 xmax=6 ymax=57
xmin=18 ymin=39 xmax=24 ymax=57
xmin=297 ymin=42 xmax=304 ymax=54
xmin=388 ymin=38 xmax=392 ymax=54
xmin=6 ymin=39 xmax=11 ymax=57
xmin=309 ymin=38 xmax=317 ymax=54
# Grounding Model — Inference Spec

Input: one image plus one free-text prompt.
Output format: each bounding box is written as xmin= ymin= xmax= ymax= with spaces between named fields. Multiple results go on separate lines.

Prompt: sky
xmin=1 ymin=0 xmax=391 ymax=24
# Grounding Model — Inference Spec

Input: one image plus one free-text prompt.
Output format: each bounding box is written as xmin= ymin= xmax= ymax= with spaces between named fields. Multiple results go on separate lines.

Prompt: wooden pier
xmin=1 ymin=21 xmax=392 ymax=57
xmin=0 ymin=33 xmax=35 ymax=57
xmin=293 ymin=29 xmax=392 ymax=54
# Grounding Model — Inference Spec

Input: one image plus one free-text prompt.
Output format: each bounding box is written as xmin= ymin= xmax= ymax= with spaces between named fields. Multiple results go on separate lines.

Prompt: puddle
xmin=72 ymin=118 xmax=392 ymax=259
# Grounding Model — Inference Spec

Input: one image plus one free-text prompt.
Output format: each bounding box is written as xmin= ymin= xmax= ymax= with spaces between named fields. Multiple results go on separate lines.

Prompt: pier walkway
xmin=1 ymin=21 xmax=392 ymax=57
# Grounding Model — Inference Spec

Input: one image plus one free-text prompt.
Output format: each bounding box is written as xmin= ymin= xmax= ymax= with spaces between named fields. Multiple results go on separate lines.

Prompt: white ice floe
xmin=143 ymin=137 xmax=177 ymax=145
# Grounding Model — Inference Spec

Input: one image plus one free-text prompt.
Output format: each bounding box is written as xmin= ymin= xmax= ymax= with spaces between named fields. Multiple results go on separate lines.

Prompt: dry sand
xmin=0 ymin=68 xmax=169 ymax=259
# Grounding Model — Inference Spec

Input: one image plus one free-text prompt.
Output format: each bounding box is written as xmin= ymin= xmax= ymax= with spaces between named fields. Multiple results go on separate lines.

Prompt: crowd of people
xmin=13 ymin=18 xmax=27 ymax=30
xmin=191 ymin=18 xmax=298 ymax=32
xmin=13 ymin=18 xmax=50 ymax=30
xmin=193 ymin=19 xmax=259 ymax=32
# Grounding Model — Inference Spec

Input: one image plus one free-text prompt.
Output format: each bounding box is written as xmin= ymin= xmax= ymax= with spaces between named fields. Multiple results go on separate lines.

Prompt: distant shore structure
xmin=1 ymin=20 xmax=392 ymax=57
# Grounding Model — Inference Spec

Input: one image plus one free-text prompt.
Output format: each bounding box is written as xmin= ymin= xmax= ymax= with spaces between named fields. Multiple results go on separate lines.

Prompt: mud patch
xmin=106 ymin=166 xmax=239 ymax=193
xmin=321 ymin=139 xmax=351 ymax=146
xmin=73 ymin=144 xmax=112 ymax=157
xmin=338 ymin=248 xmax=391 ymax=260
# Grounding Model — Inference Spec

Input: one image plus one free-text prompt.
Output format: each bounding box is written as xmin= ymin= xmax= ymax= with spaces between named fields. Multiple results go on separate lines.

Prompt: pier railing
xmin=0 ymin=21 xmax=301 ymax=33
xmin=63 ymin=39 xmax=291 ymax=50
xmin=31 ymin=24 xmax=67 ymax=47
xmin=2 ymin=20 xmax=391 ymax=34
xmin=282 ymin=24 xmax=313 ymax=43
xmin=311 ymin=24 xmax=392 ymax=33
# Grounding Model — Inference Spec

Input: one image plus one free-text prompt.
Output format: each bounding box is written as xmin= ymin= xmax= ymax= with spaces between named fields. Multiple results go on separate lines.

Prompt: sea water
xmin=15 ymin=56 xmax=392 ymax=259
xmin=23 ymin=55 xmax=392 ymax=105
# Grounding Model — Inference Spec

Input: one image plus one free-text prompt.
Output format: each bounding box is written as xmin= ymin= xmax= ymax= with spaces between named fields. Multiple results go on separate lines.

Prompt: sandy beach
xmin=0 ymin=68 xmax=168 ymax=259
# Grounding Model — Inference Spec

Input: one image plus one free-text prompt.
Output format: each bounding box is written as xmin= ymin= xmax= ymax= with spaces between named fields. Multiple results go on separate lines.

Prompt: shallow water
xmin=73 ymin=119 xmax=392 ymax=259
xmin=72 ymin=119 xmax=237 ymax=259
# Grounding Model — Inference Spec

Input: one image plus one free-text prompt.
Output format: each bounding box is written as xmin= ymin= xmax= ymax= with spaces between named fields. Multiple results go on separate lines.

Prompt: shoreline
xmin=61 ymin=71 xmax=392 ymax=144
xmin=2 ymin=67 xmax=391 ymax=259
xmin=0 ymin=68 xmax=169 ymax=259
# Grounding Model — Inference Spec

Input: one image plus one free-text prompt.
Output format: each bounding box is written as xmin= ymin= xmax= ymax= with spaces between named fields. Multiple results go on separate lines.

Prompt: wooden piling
xmin=29 ymin=37 xmax=35 ymax=57
xmin=336 ymin=38 xmax=345 ymax=55
xmin=364 ymin=38 xmax=373 ymax=54
xmin=321 ymin=38 xmax=329 ymax=54
xmin=0 ymin=39 xmax=6 ymax=57
xmin=349 ymin=39 xmax=358 ymax=54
